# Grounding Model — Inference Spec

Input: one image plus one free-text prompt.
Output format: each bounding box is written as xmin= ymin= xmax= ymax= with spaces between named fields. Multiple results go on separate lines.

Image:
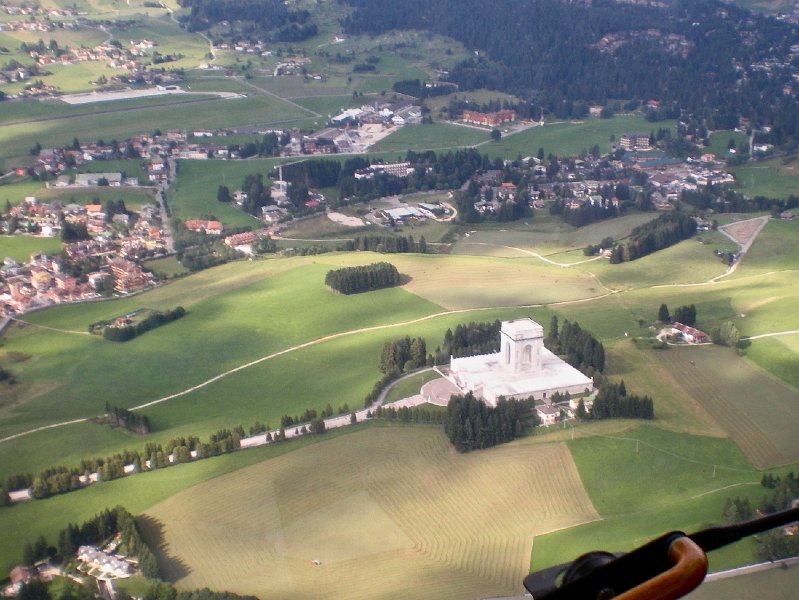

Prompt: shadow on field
xmin=399 ymin=273 xmax=414 ymax=285
xmin=137 ymin=514 xmax=193 ymax=581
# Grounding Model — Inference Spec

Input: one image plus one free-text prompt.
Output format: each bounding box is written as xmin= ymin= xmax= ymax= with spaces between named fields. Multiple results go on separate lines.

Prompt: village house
xmin=462 ymin=110 xmax=516 ymax=127
xmin=670 ymin=322 xmax=710 ymax=344
xmin=184 ymin=220 xmax=223 ymax=235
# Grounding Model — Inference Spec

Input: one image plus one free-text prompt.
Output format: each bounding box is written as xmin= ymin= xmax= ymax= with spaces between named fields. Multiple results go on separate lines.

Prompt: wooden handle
xmin=615 ymin=537 xmax=708 ymax=600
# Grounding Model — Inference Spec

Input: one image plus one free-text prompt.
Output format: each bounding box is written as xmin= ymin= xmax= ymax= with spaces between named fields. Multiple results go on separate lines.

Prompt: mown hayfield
xmin=373 ymin=253 xmax=603 ymax=310
xmin=452 ymin=212 xmax=658 ymax=256
xmin=142 ymin=427 xmax=598 ymax=600
xmin=745 ymin=335 xmax=799 ymax=392
xmin=0 ymin=425 xmax=364 ymax=576
xmin=651 ymin=345 xmax=799 ymax=469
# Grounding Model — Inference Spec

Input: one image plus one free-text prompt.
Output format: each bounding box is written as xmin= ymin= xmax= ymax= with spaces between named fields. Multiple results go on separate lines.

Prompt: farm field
xmin=531 ymin=425 xmax=763 ymax=573
xmin=36 ymin=186 xmax=157 ymax=210
xmin=0 ymin=424 xmax=370 ymax=576
xmin=647 ymin=345 xmax=799 ymax=469
xmin=729 ymin=218 xmax=799 ymax=277
xmin=142 ymin=427 xmax=598 ymax=600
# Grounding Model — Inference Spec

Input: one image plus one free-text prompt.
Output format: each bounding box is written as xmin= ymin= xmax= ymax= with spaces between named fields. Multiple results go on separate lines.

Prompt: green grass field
xmin=0 ymin=94 xmax=308 ymax=171
xmin=706 ymin=130 xmax=748 ymax=159
xmin=142 ymin=427 xmax=597 ymax=600
xmin=0 ymin=235 xmax=63 ymax=263
xmin=0 ymin=424 xmax=375 ymax=576
xmin=369 ymin=123 xmax=490 ymax=152
xmin=531 ymin=425 xmax=764 ymax=573
xmin=451 ymin=212 xmax=658 ymax=255
xmin=486 ymin=116 xmax=676 ymax=160
xmin=732 ymin=156 xmax=799 ymax=199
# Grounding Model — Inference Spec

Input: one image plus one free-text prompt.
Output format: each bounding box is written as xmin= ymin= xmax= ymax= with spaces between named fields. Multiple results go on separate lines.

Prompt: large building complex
xmin=448 ymin=318 xmax=594 ymax=405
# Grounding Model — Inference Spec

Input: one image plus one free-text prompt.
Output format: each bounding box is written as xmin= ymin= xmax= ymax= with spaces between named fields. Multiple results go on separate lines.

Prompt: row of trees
xmin=325 ymin=262 xmax=401 ymax=294
xmin=583 ymin=381 xmax=655 ymax=420
xmin=431 ymin=320 xmax=501 ymax=363
xmin=371 ymin=405 xmax=444 ymax=424
xmin=610 ymin=213 xmax=697 ymax=263
xmin=6 ymin=426 xmax=249 ymax=501
xmin=545 ymin=317 xmax=605 ymax=374
xmin=102 ymin=307 xmax=186 ymax=342
xmin=444 ymin=393 xmax=538 ymax=452
xmin=103 ymin=402 xmax=151 ymax=435
xmin=658 ymin=303 xmax=697 ymax=326
xmin=349 ymin=234 xmax=428 ymax=254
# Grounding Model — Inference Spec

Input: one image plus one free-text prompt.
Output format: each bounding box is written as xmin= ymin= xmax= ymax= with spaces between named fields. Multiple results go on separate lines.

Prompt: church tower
xmin=500 ymin=318 xmax=544 ymax=373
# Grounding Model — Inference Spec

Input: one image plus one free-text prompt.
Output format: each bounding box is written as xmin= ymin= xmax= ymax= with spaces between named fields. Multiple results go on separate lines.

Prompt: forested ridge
xmin=341 ymin=0 xmax=799 ymax=142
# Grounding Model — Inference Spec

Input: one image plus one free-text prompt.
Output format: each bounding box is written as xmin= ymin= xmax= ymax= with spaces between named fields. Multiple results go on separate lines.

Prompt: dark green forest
xmin=341 ymin=0 xmax=799 ymax=146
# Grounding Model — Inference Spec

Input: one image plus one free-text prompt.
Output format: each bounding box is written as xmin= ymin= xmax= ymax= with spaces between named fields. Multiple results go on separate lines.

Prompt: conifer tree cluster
xmin=609 ymin=213 xmax=696 ymax=263
xmin=587 ymin=382 xmax=654 ymax=420
xmin=545 ymin=316 xmax=605 ymax=373
xmin=723 ymin=471 xmax=799 ymax=561
xmin=351 ymin=234 xmax=427 ymax=253
xmin=432 ymin=320 xmax=501 ymax=363
xmin=20 ymin=506 xmax=158 ymax=578
xmin=102 ymin=307 xmax=186 ymax=342
xmin=444 ymin=392 xmax=538 ymax=452
xmin=379 ymin=336 xmax=427 ymax=376
xmin=324 ymin=262 xmax=400 ymax=294
xmin=104 ymin=402 xmax=151 ymax=435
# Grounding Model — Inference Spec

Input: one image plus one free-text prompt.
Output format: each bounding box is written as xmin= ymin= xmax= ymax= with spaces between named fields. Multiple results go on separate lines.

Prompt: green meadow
xmin=0 ymin=94 xmax=309 ymax=170
xmin=0 ymin=235 xmax=63 ymax=263
xmin=732 ymin=156 xmax=799 ymax=198
xmin=706 ymin=130 xmax=748 ymax=159
xmin=370 ymin=123 xmax=490 ymax=152
xmin=486 ymin=116 xmax=676 ymax=160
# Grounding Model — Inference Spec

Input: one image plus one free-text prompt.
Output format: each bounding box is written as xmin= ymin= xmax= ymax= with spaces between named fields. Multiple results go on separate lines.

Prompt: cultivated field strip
xmin=654 ymin=349 xmax=787 ymax=469
xmin=142 ymin=428 xmax=598 ymax=600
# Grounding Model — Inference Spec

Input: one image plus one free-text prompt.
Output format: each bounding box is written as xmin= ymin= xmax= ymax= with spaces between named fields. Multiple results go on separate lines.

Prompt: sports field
xmin=142 ymin=427 xmax=598 ymax=600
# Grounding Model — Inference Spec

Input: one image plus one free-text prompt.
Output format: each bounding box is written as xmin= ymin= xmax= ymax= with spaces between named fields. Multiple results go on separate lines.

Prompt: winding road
xmin=0 ymin=210 xmax=792 ymax=446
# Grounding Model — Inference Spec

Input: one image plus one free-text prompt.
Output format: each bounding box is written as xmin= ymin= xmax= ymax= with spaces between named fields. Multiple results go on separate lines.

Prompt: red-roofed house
xmin=184 ymin=220 xmax=223 ymax=235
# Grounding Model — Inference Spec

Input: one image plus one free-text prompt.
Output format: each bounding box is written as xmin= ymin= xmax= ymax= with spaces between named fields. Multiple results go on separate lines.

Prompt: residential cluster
xmin=0 ymin=198 xmax=164 ymax=315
